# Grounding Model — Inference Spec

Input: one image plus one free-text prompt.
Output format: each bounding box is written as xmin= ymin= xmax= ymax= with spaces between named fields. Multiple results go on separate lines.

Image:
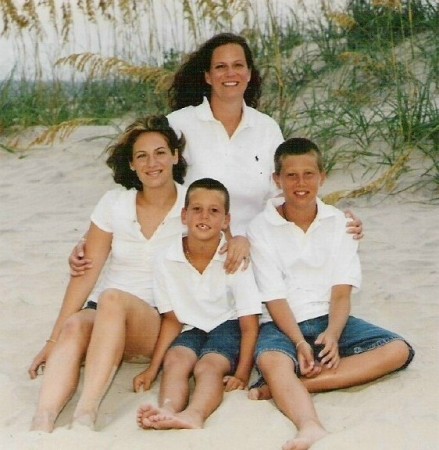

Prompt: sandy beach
xmin=0 ymin=126 xmax=438 ymax=450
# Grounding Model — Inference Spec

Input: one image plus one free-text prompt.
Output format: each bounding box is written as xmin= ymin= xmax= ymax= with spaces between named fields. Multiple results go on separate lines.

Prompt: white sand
xmin=0 ymin=127 xmax=438 ymax=449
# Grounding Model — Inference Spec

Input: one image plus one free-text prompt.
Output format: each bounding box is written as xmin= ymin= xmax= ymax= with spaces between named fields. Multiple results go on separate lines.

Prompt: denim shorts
xmin=254 ymin=315 xmax=414 ymax=378
xmin=171 ymin=320 xmax=241 ymax=373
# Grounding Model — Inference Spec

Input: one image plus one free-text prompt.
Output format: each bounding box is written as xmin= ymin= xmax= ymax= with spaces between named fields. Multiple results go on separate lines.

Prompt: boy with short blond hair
xmin=247 ymin=138 xmax=414 ymax=450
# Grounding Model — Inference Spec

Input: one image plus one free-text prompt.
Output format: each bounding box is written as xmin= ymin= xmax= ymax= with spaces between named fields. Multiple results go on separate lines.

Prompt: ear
xmin=204 ymin=71 xmax=212 ymax=86
xmin=222 ymin=213 xmax=231 ymax=231
xmin=172 ymin=150 xmax=179 ymax=165
xmin=247 ymin=69 xmax=252 ymax=83
xmin=181 ymin=207 xmax=187 ymax=225
xmin=272 ymin=172 xmax=281 ymax=190
xmin=319 ymin=171 xmax=327 ymax=186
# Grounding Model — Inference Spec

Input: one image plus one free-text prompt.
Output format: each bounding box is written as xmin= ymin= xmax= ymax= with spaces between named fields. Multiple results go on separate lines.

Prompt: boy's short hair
xmin=184 ymin=178 xmax=230 ymax=214
xmin=274 ymin=138 xmax=324 ymax=175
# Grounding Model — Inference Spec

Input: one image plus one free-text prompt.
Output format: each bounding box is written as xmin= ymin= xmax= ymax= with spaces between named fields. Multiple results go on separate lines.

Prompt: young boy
xmin=134 ymin=177 xmax=261 ymax=430
xmin=246 ymin=138 xmax=414 ymax=450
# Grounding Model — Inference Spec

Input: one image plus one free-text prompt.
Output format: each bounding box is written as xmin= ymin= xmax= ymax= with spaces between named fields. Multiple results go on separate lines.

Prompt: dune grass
xmin=0 ymin=0 xmax=438 ymax=199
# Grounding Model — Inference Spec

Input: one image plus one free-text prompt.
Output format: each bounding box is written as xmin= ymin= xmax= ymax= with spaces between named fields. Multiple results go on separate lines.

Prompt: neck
xmin=282 ymin=201 xmax=317 ymax=232
xmin=138 ymin=180 xmax=177 ymax=207
xmin=184 ymin=235 xmax=221 ymax=273
xmin=209 ymin=96 xmax=243 ymax=136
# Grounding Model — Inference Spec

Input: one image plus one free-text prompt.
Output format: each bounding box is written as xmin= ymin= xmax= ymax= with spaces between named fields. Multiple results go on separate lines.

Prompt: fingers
xmin=28 ymin=361 xmax=43 ymax=379
xmin=223 ymin=376 xmax=245 ymax=392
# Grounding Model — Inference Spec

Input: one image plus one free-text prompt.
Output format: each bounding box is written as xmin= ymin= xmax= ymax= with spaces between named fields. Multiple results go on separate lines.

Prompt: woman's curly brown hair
xmin=168 ymin=33 xmax=262 ymax=111
xmin=106 ymin=115 xmax=187 ymax=190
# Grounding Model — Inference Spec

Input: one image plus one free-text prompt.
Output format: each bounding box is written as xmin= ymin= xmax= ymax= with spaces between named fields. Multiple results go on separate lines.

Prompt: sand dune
xmin=0 ymin=127 xmax=437 ymax=449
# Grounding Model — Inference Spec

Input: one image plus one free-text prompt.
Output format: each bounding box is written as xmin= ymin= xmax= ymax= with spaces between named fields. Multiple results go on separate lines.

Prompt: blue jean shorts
xmin=171 ymin=320 xmax=241 ymax=373
xmin=254 ymin=315 xmax=414 ymax=378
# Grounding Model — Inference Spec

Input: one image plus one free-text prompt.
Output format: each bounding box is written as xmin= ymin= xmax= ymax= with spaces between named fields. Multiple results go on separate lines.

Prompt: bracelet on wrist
xmin=296 ymin=339 xmax=307 ymax=349
xmin=46 ymin=338 xmax=57 ymax=344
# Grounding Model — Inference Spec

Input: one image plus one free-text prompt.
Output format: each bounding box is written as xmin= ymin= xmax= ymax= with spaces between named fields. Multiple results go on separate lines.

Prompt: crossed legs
xmin=249 ymin=339 xmax=411 ymax=400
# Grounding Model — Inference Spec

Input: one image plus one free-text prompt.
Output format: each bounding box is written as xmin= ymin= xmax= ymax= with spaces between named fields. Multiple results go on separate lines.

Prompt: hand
xmin=133 ymin=368 xmax=157 ymax=392
xmin=297 ymin=341 xmax=321 ymax=378
xmin=69 ymin=237 xmax=92 ymax=276
xmin=344 ymin=210 xmax=364 ymax=240
xmin=314 ymin=332 xmax=340 ymax=369
xmin=219 ymin=235 xmax=250 ymax=274
xmin=223 ymin=375 xmax=246 ymax=392
xmin=28 ymin=342 xmax=55 ymax=379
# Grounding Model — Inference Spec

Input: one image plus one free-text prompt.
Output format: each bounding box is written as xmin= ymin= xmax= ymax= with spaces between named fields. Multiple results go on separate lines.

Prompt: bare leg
xmin=303 ymin=340 xmax=411 ymax=392
xmin=258 ymin=351 xmax=327 ymax=450
xmin=137 ymin=346 xmax=197 ymax=429
xmin=151 ymin=353 xmax=231 ymax=430
xmin=250 ymin=340 xmax=411 ymax=399
xmin=31 ymin=309 xmax=95 ymax=432
xmin=72 ymin=289 xmax=160 ymax=428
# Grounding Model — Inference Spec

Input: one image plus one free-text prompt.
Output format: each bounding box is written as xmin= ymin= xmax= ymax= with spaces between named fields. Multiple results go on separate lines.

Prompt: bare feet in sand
xmin=71 ymin=411 xmax=96 ymax=430
xmin=282 ymin=420 xmax=328 ymax=450
xmin=137 ymin=404 xmax=203 ymax=430
xmin=30 ymin=412 xmax=56 ymax=433
xmin=136 ymin=404 xmax=162 ymax=429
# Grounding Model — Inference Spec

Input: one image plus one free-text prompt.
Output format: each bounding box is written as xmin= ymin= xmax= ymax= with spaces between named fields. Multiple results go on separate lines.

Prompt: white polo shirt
xmin=167 ymin=98 xmax=284 ymax=235
xmin=153 ymin=234 xmax=262 ymax=333
xmin=88 ymin=183 xmax=186 ymax=306
xmin=247 ymin=197 xmax=361 ymax=324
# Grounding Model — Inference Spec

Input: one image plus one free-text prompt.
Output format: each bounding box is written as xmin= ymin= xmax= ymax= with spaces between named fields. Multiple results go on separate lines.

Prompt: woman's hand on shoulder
xmin=344 ymin=210 xmax=364 ymax=240
xmin=219 ymin=235 xmax=250 ymax=274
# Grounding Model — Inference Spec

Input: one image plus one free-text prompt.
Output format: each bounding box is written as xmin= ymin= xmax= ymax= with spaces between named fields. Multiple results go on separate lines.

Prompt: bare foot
xmin=136 ymin=404 xmax=162 ymax=429
xmin=248 ymin=383 xmax=272 ymax=400
xmin=149 ymin=410 xmax=203 ymax=430
xmin=30 ymin=413 xmax=56 ymax=433
xmin=71 ymin=411 xmax=96 ymax=431
xmin=282 ymin=420 xmax=328 ymax=450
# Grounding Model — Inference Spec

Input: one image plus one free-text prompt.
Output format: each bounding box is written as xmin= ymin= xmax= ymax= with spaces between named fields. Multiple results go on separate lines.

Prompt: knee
xmin=97 ymin=289 xmax=124 ymax=312
xmin=257 ymin=351 xmax=294 ymax=376
xmin=59 ymin=314 xmax=92 ymax=343
xmin=163 ymin=349 xmax=185 ymax=372
xmin=389 ymin=340 xmax=413 ymax=369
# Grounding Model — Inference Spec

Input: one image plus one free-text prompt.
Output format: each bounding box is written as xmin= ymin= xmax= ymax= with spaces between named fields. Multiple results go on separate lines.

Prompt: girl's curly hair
xmin=106 ymin=115 xmax=187 ymax=190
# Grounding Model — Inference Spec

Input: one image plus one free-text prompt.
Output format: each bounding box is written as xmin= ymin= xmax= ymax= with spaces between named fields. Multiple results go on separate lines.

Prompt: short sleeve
xmin=90 ymin=189 xmax=120 ymax=233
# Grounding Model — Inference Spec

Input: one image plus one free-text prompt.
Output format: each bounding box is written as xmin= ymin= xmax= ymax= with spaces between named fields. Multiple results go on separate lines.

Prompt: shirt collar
xmin=264 ymin=196 xmax=335 ymax=226
xmin=196 ymin=97 xmax=253 ymax=128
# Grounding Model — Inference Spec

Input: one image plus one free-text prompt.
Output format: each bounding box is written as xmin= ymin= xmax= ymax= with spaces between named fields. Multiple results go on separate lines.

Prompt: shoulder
xmin=318 ymin=199 xmax=348 ymax=225
xmin=245 ymin=106 xmax=281 ymax=129
xmin=96 ymin=187 xmax=134 ymax=206
xmin=167 ymin=106 xmax=197 ymax=126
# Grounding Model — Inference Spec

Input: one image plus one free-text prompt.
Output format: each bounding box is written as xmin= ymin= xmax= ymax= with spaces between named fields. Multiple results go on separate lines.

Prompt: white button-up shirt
xmin=167 ymin=98 xmax=284 ymax=235
xmin=247 ymin=197 xmax=361 ymax=323
xmin=88 ymin=183 xmax=186 ymax=305
xmin=153 ymin=234 xmax=262 ymax=332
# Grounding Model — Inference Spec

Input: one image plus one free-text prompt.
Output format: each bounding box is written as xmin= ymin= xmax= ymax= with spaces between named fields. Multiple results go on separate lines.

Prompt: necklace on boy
xmin=183 ymin=239 xmax=194 ymax=266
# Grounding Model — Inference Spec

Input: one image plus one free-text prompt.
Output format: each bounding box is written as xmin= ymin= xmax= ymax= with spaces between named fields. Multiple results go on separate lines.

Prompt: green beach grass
xmin=1 ymin=0 xmax=438 ymax=201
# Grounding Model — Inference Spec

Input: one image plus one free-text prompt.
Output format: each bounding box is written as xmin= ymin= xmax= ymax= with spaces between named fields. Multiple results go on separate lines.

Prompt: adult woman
xmin=70 ymin=33 xmax=362 ymax=275
xmin=28 ymin=116 xmax=187 ymax=432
